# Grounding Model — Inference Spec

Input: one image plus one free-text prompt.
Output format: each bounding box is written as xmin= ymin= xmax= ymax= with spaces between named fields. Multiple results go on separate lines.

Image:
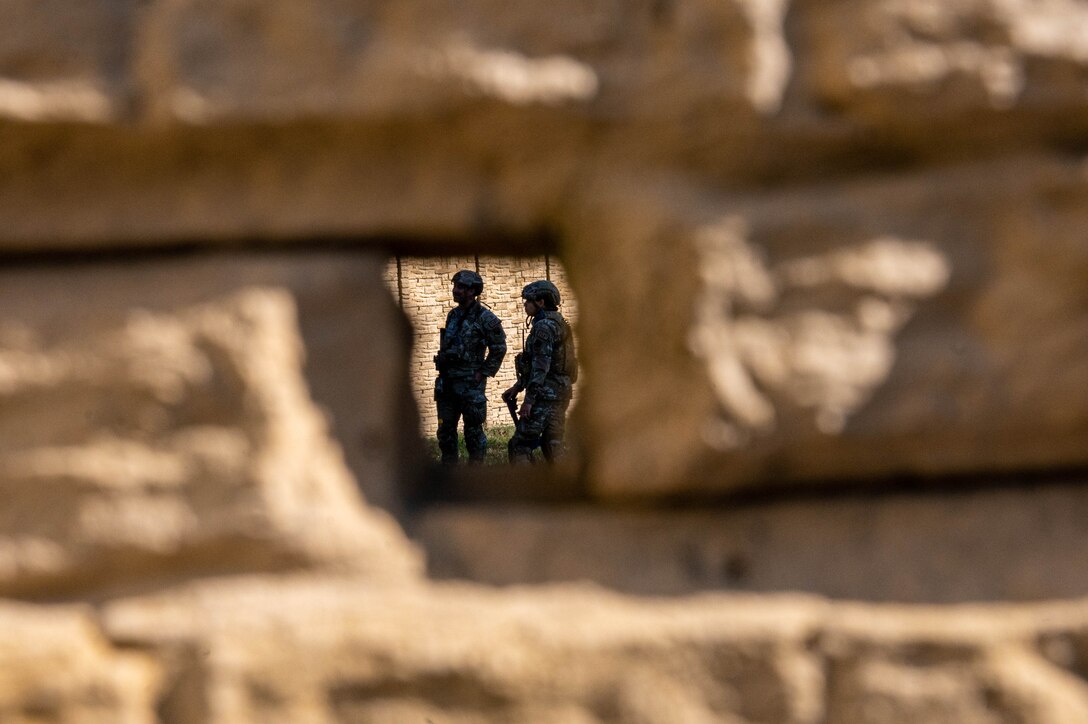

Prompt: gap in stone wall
xmin=386 ymin=253 xmax=587 ymax=508
xmin=0 ymin=243 xmax=582 ymax=518
xmin=384 ymin=254 xmax=579 ymax=438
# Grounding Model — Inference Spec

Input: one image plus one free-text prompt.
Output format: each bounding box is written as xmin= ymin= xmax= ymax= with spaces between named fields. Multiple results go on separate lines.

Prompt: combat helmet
xmin=451 ymin=269 xmax=484 ymax=294
xmin=521 ymin=280 xmax=561 ymax=308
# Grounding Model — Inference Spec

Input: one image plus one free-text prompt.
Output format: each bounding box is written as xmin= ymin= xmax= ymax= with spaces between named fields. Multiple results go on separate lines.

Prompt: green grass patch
xmin=425 ymin=423 xmax=516 ymax=465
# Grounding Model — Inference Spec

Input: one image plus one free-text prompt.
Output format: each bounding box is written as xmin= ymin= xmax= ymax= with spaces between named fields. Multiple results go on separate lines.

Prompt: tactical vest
xmin=438 ymin=303 xmax=490 ymax=373
xmin=538 ymin=310 xmax=578 ymax=384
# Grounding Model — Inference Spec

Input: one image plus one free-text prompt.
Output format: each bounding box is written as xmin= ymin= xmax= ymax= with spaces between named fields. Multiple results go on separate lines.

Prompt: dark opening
xmin=385 ymin=252 xmax=587 ymax=509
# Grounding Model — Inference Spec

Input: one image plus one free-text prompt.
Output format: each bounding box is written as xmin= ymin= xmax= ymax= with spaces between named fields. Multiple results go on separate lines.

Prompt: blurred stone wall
xmin=2 ymin=0 xmax=1088 ymax=721
xmin=384 ymin=255 xmax=578 ymax=433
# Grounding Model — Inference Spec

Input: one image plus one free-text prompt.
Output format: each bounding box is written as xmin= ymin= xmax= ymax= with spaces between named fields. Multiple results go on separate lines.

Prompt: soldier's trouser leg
xmin=508 ymin=400 xmax=554 ymax=464
xmin=540 ymin=397 xmax=570 ymax=463
xmin=462 ymin=379 xmax=489 ymax=463
xmin=435 ymin=382 xmax=461 ymax=464
xmin=507 ymin=434 xmax=529 ymax=464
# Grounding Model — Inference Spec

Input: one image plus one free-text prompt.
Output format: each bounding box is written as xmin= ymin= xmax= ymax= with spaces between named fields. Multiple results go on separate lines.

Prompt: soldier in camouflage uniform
xmin=434 ymin=269 xmax=506 ymax=464
xmin=502 ymin=280 xmax=577 ymax=463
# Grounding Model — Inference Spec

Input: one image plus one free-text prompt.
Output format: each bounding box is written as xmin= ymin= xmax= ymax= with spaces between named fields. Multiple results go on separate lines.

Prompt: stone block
xmin=7 ymin=0 xmax=1088 ymax=251
xmin=133 ymin=0 xmax=779 ymax=123
xmin=820 ymin=605 xmax=1088 ymax=723
xmin=0 ymin=253 xmax=422 ymax=597
xmin=103 ymin=577 xmax=827 ymax=724
xmin=0 ymin=601 xmax=158 ymax=723
xmin=564 ymin=154 xmax=1088 ymax=497
xmin=0 ymin=0 xmax=137 ymax=122
xmin=415 ymin=480 xmax=1088 ymax=602
xmin=798 ymin=0 xmax=1088 ymax=129
xmin=99 ymin=576 xmax=1088 ymax=723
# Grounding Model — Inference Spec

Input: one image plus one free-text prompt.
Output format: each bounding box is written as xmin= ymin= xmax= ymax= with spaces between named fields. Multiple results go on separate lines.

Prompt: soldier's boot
xmin=509 ymin=451 xmax=534 ymax=465
xmin=436 ymin=418 xmax=460 ymax=464
xmin=507 ymin=436 xmax=534 ymax=465
xmin=464 ymin=423 xmax=487 ymax=464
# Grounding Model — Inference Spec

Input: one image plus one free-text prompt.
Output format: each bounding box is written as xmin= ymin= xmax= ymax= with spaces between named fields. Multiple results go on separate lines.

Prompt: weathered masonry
xmin=3 ymin=0 xmax=1088 ymax=721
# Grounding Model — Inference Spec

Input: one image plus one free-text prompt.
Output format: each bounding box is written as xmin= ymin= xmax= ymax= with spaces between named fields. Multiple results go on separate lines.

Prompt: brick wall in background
xmin=385 ymin=256 xmax=578 ymax=435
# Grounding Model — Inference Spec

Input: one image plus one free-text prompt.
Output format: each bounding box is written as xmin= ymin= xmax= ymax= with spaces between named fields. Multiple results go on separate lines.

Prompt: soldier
xmin=502 ymin=280 xmax=577 ymax=463
xmin=434 ymin=269 xmax=507 ymax=464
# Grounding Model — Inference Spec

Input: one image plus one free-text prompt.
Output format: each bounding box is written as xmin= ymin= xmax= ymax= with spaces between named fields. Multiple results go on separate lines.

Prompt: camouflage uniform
xmin=435 ymin=299 xmax=506 ymax=463
xmin=508 ymin=306 xmax=576 ymax=463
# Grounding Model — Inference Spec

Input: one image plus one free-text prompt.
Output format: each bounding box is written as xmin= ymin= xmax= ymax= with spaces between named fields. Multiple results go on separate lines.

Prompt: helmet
xmin=521 ymin=280 xmax=561 ymax=308
xmin=451 ymin=269 xmax=484 ymax=294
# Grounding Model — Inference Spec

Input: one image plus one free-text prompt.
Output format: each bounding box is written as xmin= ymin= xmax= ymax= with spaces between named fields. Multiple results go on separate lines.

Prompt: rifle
xmin=505 ymin=390 xmax=542 ymax=454
xmin=507 ymin=352 xmax=528 ymax=425
xmin=434 ymin=325 xmax=447 ymax=372
xmin=506 ymin=394 xmax=519 ymax=426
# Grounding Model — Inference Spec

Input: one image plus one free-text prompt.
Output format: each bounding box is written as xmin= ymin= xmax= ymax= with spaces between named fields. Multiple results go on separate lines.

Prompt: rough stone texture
xmin=799 ymin=0 xmax=1088 ymax=137
xmin=0 ymin=1 xmax=139 ymax=123
xmin=415 ymin=479 xmax=1088 ymax=602
xmin=14 ymin=574 xmax=1088 ymax=722
xmin=565 ymin=154 xmax=1088 ymax=497
xmin=0 ymin=601 xmax=159 ymax=723
xmin=2 ymin=0 xmax=1088 ymax=719
xmin=1 ymin=1 xmax=1087 ymax=499
xmin=96 ymin=577 xmax=1088 ymax=723
xmin=100 ymin=578 xmax=829 ymax=723
xmin=98 ymin=577 xmax=815 ymax=724
xmin=0 ymin=254 xmax=421 ymax=597
xmin=818 ymin=603 xmax=1088 ymax=724
xmin=6 ymin=0 xmax=1088 ymax=245
xmin=385 ymin=255 xmax=578 ymax=433
xmin=4 ymin=0 xmax=1084 ymax=497
xmin=130 ymin=0 xmax=772 ymax=123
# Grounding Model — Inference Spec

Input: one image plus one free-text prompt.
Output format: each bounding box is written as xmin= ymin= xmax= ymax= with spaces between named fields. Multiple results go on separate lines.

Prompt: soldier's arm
xmin=504 ymin=352 xmax=527 ymax=402
xmin=524 ymin=322 xmax=557 ymax=404
xmin=481 ymin=313 xmax=507 ymax=377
